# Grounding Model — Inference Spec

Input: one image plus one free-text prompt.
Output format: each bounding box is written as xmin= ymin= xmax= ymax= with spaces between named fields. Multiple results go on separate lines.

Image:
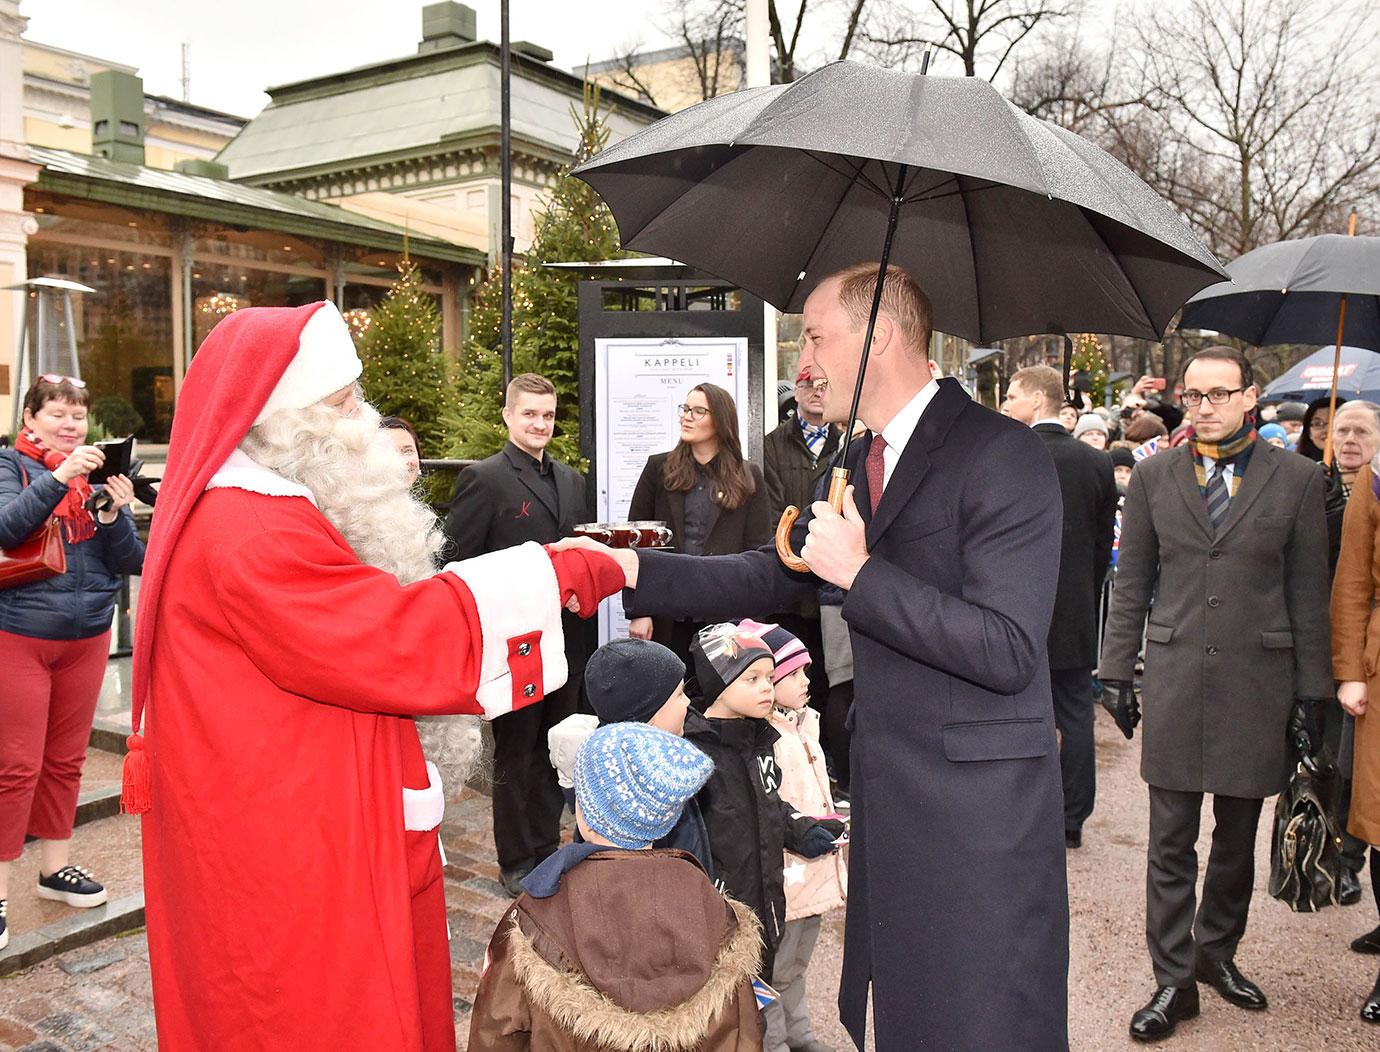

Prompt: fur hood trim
xmin=508 ymin=897 xmax=763 ymax=1051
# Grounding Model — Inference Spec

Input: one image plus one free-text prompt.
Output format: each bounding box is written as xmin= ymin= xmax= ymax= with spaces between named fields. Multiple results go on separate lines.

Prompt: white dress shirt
xmin=1201 ymin=455 xmax=1235 ymax=489
xmin=874 ymin=379 xmax=941 ymax=488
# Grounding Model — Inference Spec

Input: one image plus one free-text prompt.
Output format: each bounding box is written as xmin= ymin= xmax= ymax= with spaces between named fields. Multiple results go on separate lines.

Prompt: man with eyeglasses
xmin=1100 ymin=346 xmax=1332 ymax=1042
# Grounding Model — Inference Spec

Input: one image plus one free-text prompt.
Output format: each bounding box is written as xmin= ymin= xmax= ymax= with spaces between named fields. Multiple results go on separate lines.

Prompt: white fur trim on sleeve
xmin=441 ymin=541 xmax=567 ymax=719
xmin=402 ymin=761 xmax=445 ymax=832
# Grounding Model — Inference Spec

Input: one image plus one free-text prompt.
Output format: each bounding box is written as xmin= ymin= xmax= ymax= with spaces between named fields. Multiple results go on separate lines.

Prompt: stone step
xmin=89 ymin=714 xmax=131 ymax=756
xmin=0 ymin=893 xmax=145 ymax=978
xmin=1 ymin=805 xmax=143 ymax=949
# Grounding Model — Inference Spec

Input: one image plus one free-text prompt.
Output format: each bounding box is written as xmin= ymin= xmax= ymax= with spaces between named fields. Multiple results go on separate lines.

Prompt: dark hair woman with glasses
xmin=626 ymin=382 xmax=769 ymax=666
xmin=0 ymin=377 xmax=145 ymax=946
xmin=1299 ymin=394 xmax=1349 ymax=463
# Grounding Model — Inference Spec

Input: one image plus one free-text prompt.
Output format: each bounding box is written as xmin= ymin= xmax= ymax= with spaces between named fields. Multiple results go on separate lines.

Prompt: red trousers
xmin=0 ymin=628 xmax=110 ymax=860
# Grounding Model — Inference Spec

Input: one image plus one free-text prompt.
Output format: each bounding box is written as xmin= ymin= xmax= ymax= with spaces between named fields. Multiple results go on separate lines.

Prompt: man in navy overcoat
xmin=599 ymin=263 xmax=1070 ymax=1051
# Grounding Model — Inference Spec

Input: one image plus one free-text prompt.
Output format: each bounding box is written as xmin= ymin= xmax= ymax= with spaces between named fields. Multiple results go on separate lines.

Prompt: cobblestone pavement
xmin=2 ymin=710 xmax=1378 ymax=1050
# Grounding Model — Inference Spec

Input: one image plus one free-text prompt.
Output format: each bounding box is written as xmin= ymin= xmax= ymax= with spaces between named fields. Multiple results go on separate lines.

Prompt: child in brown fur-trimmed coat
xmin=468 ymin=722 xmax=766 ymax=1052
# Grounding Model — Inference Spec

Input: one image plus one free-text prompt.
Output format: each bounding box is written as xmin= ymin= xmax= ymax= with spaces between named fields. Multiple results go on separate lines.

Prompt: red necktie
xmin=866 ymin=434 xmax=887 ymax=514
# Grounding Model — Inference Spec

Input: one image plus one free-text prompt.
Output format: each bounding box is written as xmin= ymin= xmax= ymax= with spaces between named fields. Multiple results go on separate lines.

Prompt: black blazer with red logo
xmin=443 ymin=442 xmax=591 ymax=651
xmin=444 ymin=441 xmax=589 ymax=559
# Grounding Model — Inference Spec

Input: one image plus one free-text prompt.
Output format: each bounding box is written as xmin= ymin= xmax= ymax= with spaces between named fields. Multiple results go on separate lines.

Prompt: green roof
xmin=216 ymin=42 xmax=661 ymax=184
xmin=29 ymin=145 xmax=485 ymax=265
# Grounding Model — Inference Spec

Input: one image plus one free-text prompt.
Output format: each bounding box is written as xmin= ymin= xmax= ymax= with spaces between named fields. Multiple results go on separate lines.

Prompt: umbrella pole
xmin=776 ymin=166 xmax=908 ymax=571
xmin=1062 ymin=333 xmax=1074 ymax=407
xmin=1321 ymin=211 xmax=1359 ymax=467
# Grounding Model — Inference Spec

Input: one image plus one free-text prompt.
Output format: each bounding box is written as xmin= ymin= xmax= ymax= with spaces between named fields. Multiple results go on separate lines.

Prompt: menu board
xmin=594 ymin=336 xmax=750 ymax=643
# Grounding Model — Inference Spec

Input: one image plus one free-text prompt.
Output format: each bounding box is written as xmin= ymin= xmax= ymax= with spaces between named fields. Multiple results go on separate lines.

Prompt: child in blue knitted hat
xmin=546 ymin=637 xmax=713 ymax=876
xmin=469 ymin=723 xmax=766 ymax=1051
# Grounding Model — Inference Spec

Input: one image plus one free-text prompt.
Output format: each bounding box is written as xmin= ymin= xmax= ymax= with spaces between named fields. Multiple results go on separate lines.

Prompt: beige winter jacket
xmin=769 ymin=705 xmax=847 ymax=921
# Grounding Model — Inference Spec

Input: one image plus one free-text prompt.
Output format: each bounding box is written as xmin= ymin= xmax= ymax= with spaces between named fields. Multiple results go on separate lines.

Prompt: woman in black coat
xmin=626 ymin=382 xmax=769 ymax=666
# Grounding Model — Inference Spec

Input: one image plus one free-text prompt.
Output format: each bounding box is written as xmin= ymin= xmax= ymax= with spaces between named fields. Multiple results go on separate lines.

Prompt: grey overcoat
xmin=1099 ymin=440 xmax=1332 ymax=798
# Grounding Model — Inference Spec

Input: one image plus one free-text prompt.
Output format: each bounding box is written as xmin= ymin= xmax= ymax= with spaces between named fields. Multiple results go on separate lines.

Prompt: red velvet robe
xmin=143 ymin=486 xmax=513 ymax=1051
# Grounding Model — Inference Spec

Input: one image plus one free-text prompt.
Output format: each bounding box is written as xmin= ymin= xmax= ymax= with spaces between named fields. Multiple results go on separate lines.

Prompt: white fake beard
xmin=241 ymin=400 xmax=482 ymax=798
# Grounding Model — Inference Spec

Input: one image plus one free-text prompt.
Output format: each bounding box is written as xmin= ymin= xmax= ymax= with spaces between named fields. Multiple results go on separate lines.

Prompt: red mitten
xmin=546 ymin=546 xmax=625 ymax=618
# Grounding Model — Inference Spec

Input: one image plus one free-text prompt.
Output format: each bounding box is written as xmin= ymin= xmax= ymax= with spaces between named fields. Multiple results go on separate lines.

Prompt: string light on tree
xmin=1070 ymin=332 xmax=1110 ymax=406
xmin=357 ymin=257 xmax=457 ymax=461
xmin=342 ymin=308 xmax=373 ymax=339
xmin=444 ymin=81 xmax=625 ymax=467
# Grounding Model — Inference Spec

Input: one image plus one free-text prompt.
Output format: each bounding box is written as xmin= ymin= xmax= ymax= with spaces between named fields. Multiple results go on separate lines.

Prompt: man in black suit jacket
xmin=444 ymin=373 xmax=591 ymax=896
xmin=569 ymin=264 xmax=1070 ymax=1051
xmin=1004 ymin=365 xmax=1117 ymax=848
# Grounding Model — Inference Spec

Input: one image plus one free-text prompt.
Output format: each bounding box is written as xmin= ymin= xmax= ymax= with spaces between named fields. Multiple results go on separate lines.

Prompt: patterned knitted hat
xmin=574 ymin=723 xmax=714 ymax=850
xmin=690 ymin=622 xmax=776 ymax=706
xmin=737 ymin=618 xmax=811 ymax=684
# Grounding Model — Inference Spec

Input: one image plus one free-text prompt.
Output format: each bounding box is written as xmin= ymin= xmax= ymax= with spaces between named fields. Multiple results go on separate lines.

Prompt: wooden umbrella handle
xmin=775 ymin=468 xmax=851 ymax=571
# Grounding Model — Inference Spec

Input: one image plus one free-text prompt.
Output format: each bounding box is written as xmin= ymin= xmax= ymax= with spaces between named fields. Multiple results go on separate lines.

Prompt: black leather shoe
xmin=1353 ymin=925 xmax=1380 ymax=954
xmin=1129 ymin=985 xmax=1199 ymax=1041
xmin=1363 ymin=972 xmax=1380 ymax=1024
xmin=1194 ymin=958 xmax=1268 ymax=1010
xmin=1341 ymin=868 xmax=1363 ymax=905
xmin=1065 ymin=830 xmax=1082 ymax=849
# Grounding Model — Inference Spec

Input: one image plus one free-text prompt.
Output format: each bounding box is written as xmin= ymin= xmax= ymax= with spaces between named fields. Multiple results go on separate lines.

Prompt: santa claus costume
xmin=126 ymin=301 xmax=622 ymax=1052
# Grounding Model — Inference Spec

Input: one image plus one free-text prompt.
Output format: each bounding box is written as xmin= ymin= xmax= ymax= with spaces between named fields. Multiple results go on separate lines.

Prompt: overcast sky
xmin=20 ymin=0 xmax=1140 ymax=118
xmin=20 ymin=0 xmax=681 ymax=117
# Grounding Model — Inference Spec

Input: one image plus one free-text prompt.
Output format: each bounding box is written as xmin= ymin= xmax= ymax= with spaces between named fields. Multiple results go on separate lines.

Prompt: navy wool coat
xmin=626 ymin=379 xmax=1070 ymax=1051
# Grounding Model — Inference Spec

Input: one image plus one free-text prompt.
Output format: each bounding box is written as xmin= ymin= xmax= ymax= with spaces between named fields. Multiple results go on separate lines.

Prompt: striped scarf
xmin=1190 ymin=422 xmax=1257 ymax=497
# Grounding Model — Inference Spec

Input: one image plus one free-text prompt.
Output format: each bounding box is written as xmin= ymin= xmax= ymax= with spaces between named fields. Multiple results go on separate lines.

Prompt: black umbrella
xmin=574 ymin=60 xmax=1225 ymax=567
xmin=1179 ymin=215 xmax=1378 ymax=462
xmin=1179 ymin=229 xmax=1380 ymax=350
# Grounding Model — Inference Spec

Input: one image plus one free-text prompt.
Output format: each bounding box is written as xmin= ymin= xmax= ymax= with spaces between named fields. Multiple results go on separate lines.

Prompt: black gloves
xmin=796 ymin=818 xmax=847 ymax=859
xmin=1099 ymin=679 xmax=1141 ymax=739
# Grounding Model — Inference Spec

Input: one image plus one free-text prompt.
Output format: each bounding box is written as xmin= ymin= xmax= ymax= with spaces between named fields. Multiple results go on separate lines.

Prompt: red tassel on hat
xmin=121 ymin=734 xmax=152 ymax=814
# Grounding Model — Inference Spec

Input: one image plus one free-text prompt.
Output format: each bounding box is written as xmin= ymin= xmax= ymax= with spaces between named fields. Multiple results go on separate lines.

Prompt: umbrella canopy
xmin=1262 ymin=346 xmax=1380 ymax=403
xmin=1179 ymin=234 xmax=1380 ymax=350
xmin=573 ymin=61 xmax=1225 ymax=344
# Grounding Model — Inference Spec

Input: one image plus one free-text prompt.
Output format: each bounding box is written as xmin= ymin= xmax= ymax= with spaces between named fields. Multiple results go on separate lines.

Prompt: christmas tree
xmin=1070 ymin=332 xmax=1110 ymax=407
xmin=444 ymin=81 xmax=626 ymax=468
xmin=357 ymin=257 xmax=457 ymax=457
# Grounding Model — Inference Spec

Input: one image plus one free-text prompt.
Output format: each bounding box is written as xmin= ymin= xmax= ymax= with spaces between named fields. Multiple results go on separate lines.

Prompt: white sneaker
xmin=0 ymin=898 xmax=8 ymax=950
xmin=36 ymin=865 xmax=108 ymax=908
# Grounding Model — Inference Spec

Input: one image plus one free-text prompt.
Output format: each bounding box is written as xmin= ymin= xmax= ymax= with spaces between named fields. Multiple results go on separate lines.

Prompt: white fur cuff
xmin=402 ymin=760 xmax=445 ymax=832
xmin=441 ymin=541 xmax=568 ymax=719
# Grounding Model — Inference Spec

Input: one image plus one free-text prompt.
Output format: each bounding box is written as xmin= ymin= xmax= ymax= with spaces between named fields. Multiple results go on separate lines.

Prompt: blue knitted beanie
xmin=573 ymin=723 xmax=714 ymax=850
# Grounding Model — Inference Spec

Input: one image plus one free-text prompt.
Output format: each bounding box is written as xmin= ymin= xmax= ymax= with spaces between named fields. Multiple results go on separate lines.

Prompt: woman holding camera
xmin=626 ymin=382 xmax=769 ymax=666
xmin=0 ymin=376 xmax=145 ymax=948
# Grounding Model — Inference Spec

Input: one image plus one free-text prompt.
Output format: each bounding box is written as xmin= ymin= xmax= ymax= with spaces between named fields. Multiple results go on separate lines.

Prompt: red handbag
xmin=0 ymin=459 xmax=69 ymax=590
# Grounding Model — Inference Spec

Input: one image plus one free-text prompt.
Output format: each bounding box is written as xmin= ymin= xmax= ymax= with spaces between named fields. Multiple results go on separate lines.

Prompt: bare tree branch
xmin=859 ymin=0 xmax=1074 ymax=77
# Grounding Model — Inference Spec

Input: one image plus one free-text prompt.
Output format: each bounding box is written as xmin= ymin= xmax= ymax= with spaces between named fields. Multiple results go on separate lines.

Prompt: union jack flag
xmin=1132 ymin=437 xmax=1160 ymax=461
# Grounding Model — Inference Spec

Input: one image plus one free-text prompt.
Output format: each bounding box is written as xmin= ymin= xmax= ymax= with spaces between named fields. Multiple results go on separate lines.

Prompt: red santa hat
xmin=124 ymin=302 xmax=360 ymax=809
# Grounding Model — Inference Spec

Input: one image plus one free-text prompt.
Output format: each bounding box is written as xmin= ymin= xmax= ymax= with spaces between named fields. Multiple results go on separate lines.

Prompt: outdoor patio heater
xmin=5 ymin=275 xmax=96 ymax=437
